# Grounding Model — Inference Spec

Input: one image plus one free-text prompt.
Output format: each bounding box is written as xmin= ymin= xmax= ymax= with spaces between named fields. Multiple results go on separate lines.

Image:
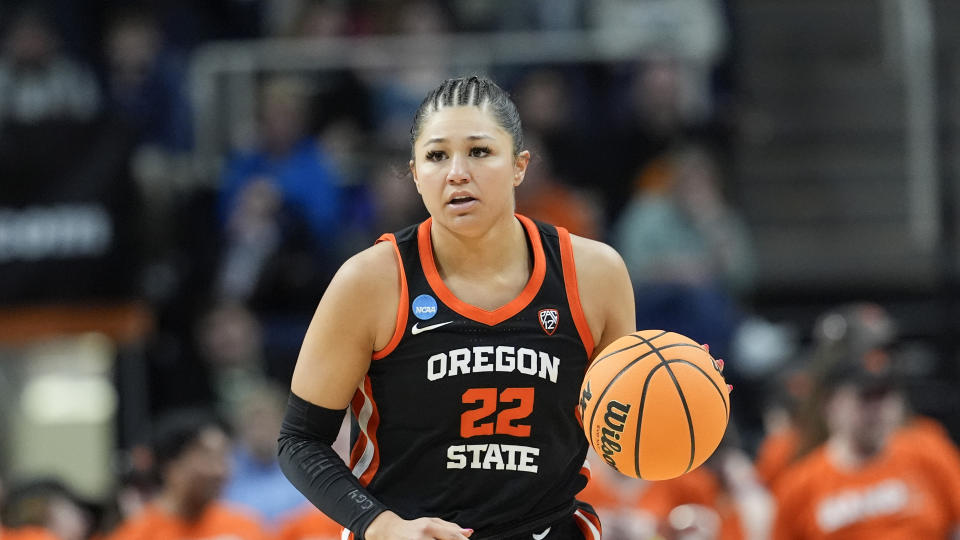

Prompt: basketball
xmin=578 ymin=330 xmax=730 ymax=480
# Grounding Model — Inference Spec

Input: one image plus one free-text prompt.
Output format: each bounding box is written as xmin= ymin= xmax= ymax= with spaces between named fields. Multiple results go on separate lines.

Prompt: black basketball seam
xmin=666 ymin=359 xmax=729 ymax=420
xmin=582 ymin=330 xmax=666 ymax=380
xmin=585 ymin=341 xmax=700 ymax=452
xmin=634 ymin=361 xmax=666 ymax=478
xmin=586 ymin=332 xmax=702 ymax=383
xmin=634 ymin=334 xmax=697 ymax=477
xmin=585 ymin=341 xmax=704 ymax=441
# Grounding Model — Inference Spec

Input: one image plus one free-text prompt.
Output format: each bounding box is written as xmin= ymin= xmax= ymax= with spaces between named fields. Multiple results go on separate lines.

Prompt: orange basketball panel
xmin=636 ymin=367 xmax=694 ymax=480
xmin=669 ymin=362 xmax=729 ymax=469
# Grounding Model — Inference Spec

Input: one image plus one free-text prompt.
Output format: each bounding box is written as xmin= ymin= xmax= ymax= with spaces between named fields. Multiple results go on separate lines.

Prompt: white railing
xmin=883 ymin=0 xmax=939 ymax=252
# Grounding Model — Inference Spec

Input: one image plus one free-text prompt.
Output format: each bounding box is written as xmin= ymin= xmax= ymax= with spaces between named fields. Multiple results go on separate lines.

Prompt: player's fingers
xmin=432 ymin=528 xmax=472 ymax=540
xmin=716 ymin=358 xmax=724 ymax=372
xmin=426 ymin=518 xmax=473 ymax=539
xmin=701 ymin=343 xmax=710 ymax=353
xmin=727 ymin=383 xmax=734 ymax=393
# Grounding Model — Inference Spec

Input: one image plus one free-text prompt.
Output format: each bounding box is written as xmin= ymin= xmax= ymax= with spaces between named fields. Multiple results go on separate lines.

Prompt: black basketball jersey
xmin=346 ymin=214 xmax=597 ymax=539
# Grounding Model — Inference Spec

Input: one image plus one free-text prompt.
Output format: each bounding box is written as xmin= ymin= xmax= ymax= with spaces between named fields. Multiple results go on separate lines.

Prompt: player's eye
xmin=469 ymin=146 xmax=491 ymax=158
xmin=425 ymin=150 xmax=446 ymax=161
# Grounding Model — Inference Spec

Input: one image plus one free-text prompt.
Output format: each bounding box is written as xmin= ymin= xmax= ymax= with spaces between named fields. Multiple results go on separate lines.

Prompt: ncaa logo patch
xmin=412 ymin=294 xmax=438 ymax=320
xmin=538 ymin=308 xmax=559 ymax=336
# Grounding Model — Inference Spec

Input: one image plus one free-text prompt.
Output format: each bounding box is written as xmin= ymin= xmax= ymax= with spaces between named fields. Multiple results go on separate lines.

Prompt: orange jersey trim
xmin=580 ymin=456 xmax=592 ymax=483
xmin=557 ymin=226 xmax=595 ymax=359
xmin=417 ymin=214 xmax=547 ymax=326
xmin=574 ymin=508 xmax=602 ymax=540
xmin=349 ymin=376 xmax=381 ymax=486
xmin=372 ymin=233 xmax=407 ymax=360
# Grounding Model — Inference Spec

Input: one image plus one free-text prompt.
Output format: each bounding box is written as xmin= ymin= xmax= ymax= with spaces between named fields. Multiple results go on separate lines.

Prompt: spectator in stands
xmin=614 ymin=144 xmax=754 ymax=294
xmin=0 ymin=479 xmax=92 ymax=540
xmin=217 ymin=75 xmax=346 ymax=311
xmin=195 ymin=302 xmax=269 ymax=416
xmin=611 ymin=144 xmax=753 ymax=360
xmin=364 ymin=0 xmax=454 ymax=147
xmin=0 ymin=522 xmax=59 ymax=540
xmin=515 ymin=138 xmax=601 ymax=239
xmin=772 ymin=337 xmax=960 ymax=538
xmin=596 ymin=58 xmax=720 ymax=224
xmin=511 ymin=68 xmax=604 ymax=220
xmin=0 ymin=4 xmax=101 ymax=126
xmin=101 ymin=8 xmax=192 ymax=153
xmin=367 ymin=155 xmax=429 ymax=235
xmin=276 ymin=507 xmax=343 ymax=540
xmin=753 ymin=364 xmax=810 ymax=489
xmin=107 ymin=409 xmax=268 ymax=540
xmin=754 ymin=302 xmax=894 ymax=489
xmin=222 ymin=383 xmax=308 ymax=526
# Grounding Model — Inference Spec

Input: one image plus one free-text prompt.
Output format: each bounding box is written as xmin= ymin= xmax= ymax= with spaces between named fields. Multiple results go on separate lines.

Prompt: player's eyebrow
xmin=425 ymin=134 xmax=495 ymax=145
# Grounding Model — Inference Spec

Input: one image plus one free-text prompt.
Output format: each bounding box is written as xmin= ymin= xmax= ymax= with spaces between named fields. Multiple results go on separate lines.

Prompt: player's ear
xmin=513 ymin=150 xmax=531 ymax=187
xmin=409 ymin=159 xmax=421 ymax=194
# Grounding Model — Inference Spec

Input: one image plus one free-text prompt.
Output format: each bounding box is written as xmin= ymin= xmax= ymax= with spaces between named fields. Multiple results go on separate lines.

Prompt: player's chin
xmin=442 ymin=205 xmax=485 ymax=226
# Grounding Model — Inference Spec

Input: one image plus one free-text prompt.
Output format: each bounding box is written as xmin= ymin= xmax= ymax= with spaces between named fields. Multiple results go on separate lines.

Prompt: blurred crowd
xmin=0 ymin=0 xmax=958 ymax=539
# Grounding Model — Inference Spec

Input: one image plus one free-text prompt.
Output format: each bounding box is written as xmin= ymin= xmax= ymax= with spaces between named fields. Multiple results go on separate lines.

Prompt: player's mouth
xmin=447 ymin=192 xmax=478 ymax=209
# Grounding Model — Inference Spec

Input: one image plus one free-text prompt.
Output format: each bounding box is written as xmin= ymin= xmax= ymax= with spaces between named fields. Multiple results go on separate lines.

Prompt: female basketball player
xmin=278 ymin=76 xmax=636 ymax=540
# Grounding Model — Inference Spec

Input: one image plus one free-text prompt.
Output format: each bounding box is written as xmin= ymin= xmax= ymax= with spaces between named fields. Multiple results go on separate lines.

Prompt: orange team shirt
xmin=772 ymin=437 xmax=960 ymax=540
xmin=636 ymin=466 xmax=744 ymax=540
xmin=889 ymin=417 xmax=960 ymax=523
xmin=0 ymin=528 xmax=60 ymax=540
xmin=276 ymin=506 xmax=343 ymax=540
xmin=107 ymin=502 xmax=270 ymax=540
xmin=755 ymin=426 xmax=800 ymax=489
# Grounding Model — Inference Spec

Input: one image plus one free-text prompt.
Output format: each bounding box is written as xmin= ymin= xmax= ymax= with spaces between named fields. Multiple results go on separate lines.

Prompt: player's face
xmin=410 ymin=105 xmax=529 ymax=235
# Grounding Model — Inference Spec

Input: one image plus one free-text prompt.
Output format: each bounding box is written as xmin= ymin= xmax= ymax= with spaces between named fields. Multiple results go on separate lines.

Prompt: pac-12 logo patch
xmin=538 ymin=308 xmax=559 ymax=335
xmin=412 ymin=294 xmax=438 ymax=320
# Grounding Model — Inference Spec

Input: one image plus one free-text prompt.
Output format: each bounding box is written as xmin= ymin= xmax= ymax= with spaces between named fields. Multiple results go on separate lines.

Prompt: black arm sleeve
xmin=277 ymin=392 xmax=389 ymax=539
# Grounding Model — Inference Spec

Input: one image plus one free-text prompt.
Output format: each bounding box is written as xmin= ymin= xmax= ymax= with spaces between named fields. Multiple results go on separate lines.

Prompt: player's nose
xmin=446 ymin=153 xmax=471 ymax=184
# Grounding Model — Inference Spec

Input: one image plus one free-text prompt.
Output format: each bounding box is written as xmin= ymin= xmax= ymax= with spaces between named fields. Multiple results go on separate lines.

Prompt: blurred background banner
xmin=1 ymin=0 xmax=960 ymax=539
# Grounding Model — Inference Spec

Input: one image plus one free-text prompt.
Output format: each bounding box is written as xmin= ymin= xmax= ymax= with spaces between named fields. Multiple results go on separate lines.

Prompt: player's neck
xmin=430 ymin=213 xmax=529 ymax=280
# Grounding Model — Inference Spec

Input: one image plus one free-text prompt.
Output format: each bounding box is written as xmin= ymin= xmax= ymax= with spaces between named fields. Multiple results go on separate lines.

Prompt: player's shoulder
xmin=569 ymin=234 xmax=626 ymax=273
xmin=568 ymin=234 xmax=631 ymax=299
xmin=329 ymin=241 xmax=400 ymax=295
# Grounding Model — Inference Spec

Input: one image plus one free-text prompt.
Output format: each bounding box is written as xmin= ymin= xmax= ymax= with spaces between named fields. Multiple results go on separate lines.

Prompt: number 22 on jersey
xmin=461 ymin=387 xmax=535 ymax=438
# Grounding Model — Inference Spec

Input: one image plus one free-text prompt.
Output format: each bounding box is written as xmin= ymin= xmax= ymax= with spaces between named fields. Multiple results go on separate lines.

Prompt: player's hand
xmin=365 ymin=511 xmax=474 ymax=540
xmin=702 ymin=343 xmax=733 ymax=393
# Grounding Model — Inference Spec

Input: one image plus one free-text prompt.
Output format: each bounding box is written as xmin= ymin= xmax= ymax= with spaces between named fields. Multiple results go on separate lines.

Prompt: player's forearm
xmin=277 ymin=392 xmax=388 ymax=539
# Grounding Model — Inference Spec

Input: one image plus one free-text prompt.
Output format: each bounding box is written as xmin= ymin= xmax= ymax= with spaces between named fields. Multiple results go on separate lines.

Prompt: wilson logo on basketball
xmin=598 ymin=400 xmax=631 ymax=468
xmin=538 ymin=309 xmax=559 ymax=335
